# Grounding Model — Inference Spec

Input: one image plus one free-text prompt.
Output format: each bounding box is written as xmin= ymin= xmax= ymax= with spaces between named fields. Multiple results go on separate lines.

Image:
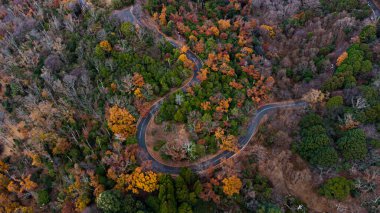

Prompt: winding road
xmin=126 ymin=4 xmax=309 ymax=174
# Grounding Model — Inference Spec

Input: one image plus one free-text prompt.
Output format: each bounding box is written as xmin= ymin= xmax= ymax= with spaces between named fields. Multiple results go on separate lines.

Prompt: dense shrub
xmin=37 ymin=190 xmax=50 ymax=206
xmin=337 ymin=128 xmax=367 ymax=161
xmin=326 ymin=96 xmax=343 ymax=109
xmin=360 ymin=25 xmax=377 ymax=43
xmin=297 ymin=113 xmax=339 ymax=167
xmin=319 ymin=177 xmax=353 ymax=201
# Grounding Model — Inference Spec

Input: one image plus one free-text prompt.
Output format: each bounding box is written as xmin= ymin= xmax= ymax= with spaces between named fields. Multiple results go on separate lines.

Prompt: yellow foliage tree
xmin=75 ymin=194 xmax=91 ymax=212
xmin=219 ymin=135 xmax=238 ymax=152
xmin=260 ymin=24 xmax=275 ymax=38
xmin=336 ymin=51 xmax=348 ymax=66
xmin=189 ymin=35 xmax=198 ymax=42
xmin=25 ymin=152 xmax=43 ymax=167
xmin=0 ymin=161 xmax=9 ymax=172
xmin=115 ymin=167 xmax=159 ymax=194
xmin=107 ymin=106 xmax=137 ymax=139
xmin=178 ymin=54 xmax=194 ymax=69
xmin=222 ymin=176 xmax=242 ymax=196
xmin=214 ymin=128 xmax=225 ymax=140
xmin=134 ymin=88 xmax=143 ymax=98
xmin=0 ymin=174 xmax=10 ymax=190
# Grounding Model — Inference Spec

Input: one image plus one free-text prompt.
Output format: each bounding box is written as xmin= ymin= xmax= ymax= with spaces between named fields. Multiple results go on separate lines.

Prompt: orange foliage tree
xmin=229 ymin=80 xmax=243 ymax=89
xmin=159 ymin=5 xmax=167 ymax=26
xmin=336 ymin=51 xmax=348 ymax=66
xmin=180 ymin=45 xmax=189 ymax=53
xmin=222 ymin=176 xmax=242 ymax=196
xmin=132 ymin=72 xmax=145 ymax=88
xmin=197 ymin=68 xmax=209 ymax=82
xmin=99 ymin=40 xmax=112 ymax=52
xmin=200 ymin=101 xmax=211 ymax=111
xmin=107 ymin=106 xmax=137 ymax=139
xmin=216 ymin=98 xmax=232 ymax=113
xmin=194 ymin=39 xmax=205 ymax=54
xmin=19 ymin=175 xmax=38 ymax=193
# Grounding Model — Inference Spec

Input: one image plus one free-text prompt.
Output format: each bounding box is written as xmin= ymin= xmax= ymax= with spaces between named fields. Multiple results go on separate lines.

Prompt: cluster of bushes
xmin=90 ymin=22 xmax=192 ymax=98
xmin=145 ymin=168 xmax=205 ymax=213
xmin=320 ymin=0 xmax=371 ymax=20
xmin=323 ymin=43 xmax=373 ymax=92
xmin=297 ymin=113 xmax=339 ymax=167
xmin=297 ymin=112 xmax=370 ymax=168
xmin=319 ymin=176 xmax=353 ymax=201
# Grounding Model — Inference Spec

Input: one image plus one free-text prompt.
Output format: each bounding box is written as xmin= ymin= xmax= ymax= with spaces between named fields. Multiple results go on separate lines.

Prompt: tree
xmin=115 ymin=167 xmax=159 ymax=194
xmin=302 ymin=89 xmax=325 ymax=104
xmin=121 ymin=22 xmax=136 ymax=39
xmin=219 ymin=135 xmax=238 ymax=152
xmin=257 ymin=203 xmax=282 ymax=213
xmin=159 ymin=5 xmax=167 ymax=26
xmin=178 ymin=54 xmax=194 ymax=69
xmin=96 ymin=190 xmax=123 ymax=213
xmin=319 ymin=177 xmax=353 ymax=201
xmin=197 ymin=68 xmax=209 ymax=82
xmin=200 ymin=101 xmax=211 ymax=111
xmin=19 ymin=175 xmax=38 ymax=192
xmin=360 ymin=25 xmax=376 ymax=43
xmin=337 ymin=128 xmax=367 ymax=161
xmin=175 ymin=176 xmax=189 ymax=203
xmin=133 ymin=72 xmax=145 ymax=87
xmin=0 ymin=161 xmax=9 ymax=172
xmin=174 ymin=110 xmax=185 ymax=122
xmin=336 ymin=52 xmax=348 ymax=66
xmin=297 ymin=114 xmax=339 ymax=167
xmin=222 ymin=176 xmax=242 ymax=196
xmin=107 ymin=106 xmax=137 ymax=139
xmin=158 ymin=175 xmax=177 ymax=213
xmin=217 ymin=19 xmax=231 ymax=31
xmin=124 ymin=194 xmax=146 ymax=213
xmin=326 ymin=96 xmax=343 ymax=109
xmin=260 ymin=25 xmax=275 ymax=38
xmin=180 ymin=45 xmax=189 ymax=54
xmin=216 ymin=98 xmax=232 ymax=113
xmin=37 ymin=190 xmax=50 ymax=206
xmin=178 ymin=202 xmax=192 ymax=213
xmin=99 ymin=40 xmax=112 ymax=52
xmin=309 ymin=146 xmax=339 ymax=167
